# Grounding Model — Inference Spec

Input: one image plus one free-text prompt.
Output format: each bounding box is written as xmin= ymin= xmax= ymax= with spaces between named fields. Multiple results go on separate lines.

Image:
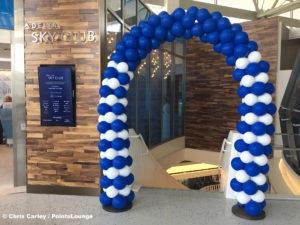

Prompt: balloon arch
xmin=97 ymin=7 xmax=276 ymax=218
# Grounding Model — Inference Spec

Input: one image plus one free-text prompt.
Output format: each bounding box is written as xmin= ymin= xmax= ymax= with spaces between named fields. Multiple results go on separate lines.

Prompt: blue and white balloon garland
xmin=97 ymin=7 xmax=276 ymax=214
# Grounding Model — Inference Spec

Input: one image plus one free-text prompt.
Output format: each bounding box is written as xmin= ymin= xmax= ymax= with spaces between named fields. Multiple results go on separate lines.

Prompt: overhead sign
xmin=0 ymin=0 xmax=14 ymax=30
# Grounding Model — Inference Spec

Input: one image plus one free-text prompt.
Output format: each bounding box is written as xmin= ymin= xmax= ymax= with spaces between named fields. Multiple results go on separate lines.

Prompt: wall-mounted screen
xmin=38 ymin=65 xmax=76 ymax=126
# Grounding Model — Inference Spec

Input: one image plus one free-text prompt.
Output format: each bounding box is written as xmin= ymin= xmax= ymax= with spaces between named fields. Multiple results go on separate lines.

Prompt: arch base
xmin=232 ymin=204 xmax=265 ymax=220
xmin=102 ymin=202 xmax=133 ymax=213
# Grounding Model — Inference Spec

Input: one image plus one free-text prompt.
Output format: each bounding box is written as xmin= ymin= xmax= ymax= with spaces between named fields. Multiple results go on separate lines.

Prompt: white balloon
xmin=117 ymin=62 xmax=129 ymax=73
xmin=100 ymin=151 xmax=106 ymax=159
xmin=251 ymin=173 xmax=266 ymax=185
xmin=119 ymin=98 xmax=128 ymax=107
xmin=237 ymin=191 xmax=251 ymax=204
xmin=117 ymin=114 xmax=127 ymax=123
xmin=99 ymin=97 xmax=106 ymax=104
xmin=100 ymin=133 xmax=105 ymax=140
xmin=236 ymin=58 xmax=249 ymax=69
xmin=128 ymin=71 xmax=134 ymax=80
xmin=255 ymin=72 xmax=269 ymax=83
xmin=248 ymin=51 xmax=262 ymax=63
xmin=98 ymin=115 xmax=104 ymax=122
xmin=243 ymin=132 xmax=257 ymax=144
xmin=105 ymin=148 xmax=118 ymax=160
xmin=258 ymin=93 xmax=272 ymax=105
xmin=118 ymin=129 xmax=129 ymax=140
xmin=236 ymin=170 xmax=250 ymax=183
xmin=118 ymin=148 xmax=129 ymax=157
xmin=106 ymin=95 xmax=118 ymax=106
xmin=251 ymin=190 xmax=265 ymax=203
xmin=253 ymin=154 xmax=268 ymax=166
xmin=106 ymin=186 xmax=119 ymax=198
xmin=257 ymin=134 xmax=271 ymax=146
xmin=258 ymin=113 xmax=273 ymax=125
xmin=103 ymin=170 xmax=107 ymax=176
xmin=107 ymin=61 xmax=117 ymax=68
xmin=122 ymin=84 xmax=130 ymax=91
xmin=119 ymin=165 xmax=131 ymax=177
xmin=240 ymin=151 xmax=254 ymax=163
xmin=107 ymin=78 xmax=120 ymax=90
xmin=106 ymin=167 xmax=119 ymax=180
xmin=119 ymin=185 xmax=131 ymax=196
xmin=104 ymin=130 xmax=117 ymax=142
xmin=244 ymin=113 xmax=258 ymax=125
xmin=244 ymin=94 xmax=258 ymax=106
xmin=103 ymin=188 xmax=107 ymax=192
xmin=241 ymin=116 xmax=245 ymax=121
xmin=102 ymin=78 xmax=109 ymax=86
xmin=241 ymin=75 xmax=255 ymax=87
xmin=104 ymin=112 xmax=117 ymax=123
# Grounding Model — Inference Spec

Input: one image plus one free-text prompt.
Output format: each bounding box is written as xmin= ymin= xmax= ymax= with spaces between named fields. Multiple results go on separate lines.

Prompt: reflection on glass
xmin=107 ymin=11 xmax=122 ymax=61
xmin=150 ymin=50 xmax=162 ymax=147
xmin=107 ymin=0 xmax=122 ymax=18
xmin=124 ymin=0 xmax=137 ymax=26
xmin=137 ymin=0 xmax=150 ymax=23
xmin=174 ymin=57 xmax=184 ymax=137
xmin=175 ymin=37 xmax=184 ymax=56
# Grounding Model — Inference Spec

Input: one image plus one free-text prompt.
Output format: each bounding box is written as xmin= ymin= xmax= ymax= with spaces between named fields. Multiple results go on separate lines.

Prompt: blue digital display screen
xmin=38 ymin=66 xmax=76 ymax=126
xmin=0 ymin=0 xmax=14 ymax=30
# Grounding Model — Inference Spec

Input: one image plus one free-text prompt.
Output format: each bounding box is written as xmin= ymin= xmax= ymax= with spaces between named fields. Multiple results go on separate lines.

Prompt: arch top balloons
xmin=98 ymin=6 xmax=275 ymax=217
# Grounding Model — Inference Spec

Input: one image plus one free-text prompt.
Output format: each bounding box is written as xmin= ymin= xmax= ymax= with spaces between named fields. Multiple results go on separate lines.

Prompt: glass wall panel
xmin=137 ymin=0 xmax=150 ymax=23
xmin=107 ymin=11 xmax=122 ymax=61
xmin=107 ymin=0 xmax=122 ymax=18
xmin=124 ymin=0 xmax=137 ymax=26
xmin=175 ymin=37 xmax=184 ymax=56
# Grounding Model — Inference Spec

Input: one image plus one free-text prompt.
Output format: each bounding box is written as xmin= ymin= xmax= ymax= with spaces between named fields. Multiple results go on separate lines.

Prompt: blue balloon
xmin=248 ymin=41 xmax=258 ymax=52
xmin=200 ymin=34 xmax=207 ymax=43
xmin=138 ymin=21 xmax=148 ymax=28
xmin=125 ymin=35 xmax=138 ymax=48
xmin=231 ymin=157 xmax=245 ymax=170
xmin=196 ymin=8 xmax=211 ymax=22
xmin=213 ymin=43 xmax=222 ymax=53
xmin=191 ymin=23 xmax=203 ymax=37
xmin=130 ymin=26 xmax=141 ymax=38
xmin=112 ymin=138 xmax=125 ymax=150
xmin=217 ymin=17 xmax=231 ymax=30
xmin=155 ymin=26 xmax=167 ymax=40
xmin=127 ymin=156 xmax=133 ymax=166
xmin=221 ymin=42 xmax=234 ymax=56
xmin=267 ymin=103 xmax=276 ymax=115
xmin=118 ymin=73 xmax=130 ymax=85
xmin=237 ymin=202 xmax=245 ymax=208
xmin=124 ymin=139 xmax=130 ymax=148
xmin=246 ymin=63 xmax=260 ymax=76
xmin=236 ymin=121 xmax=250 ymax=134
xmin=100 ymin=176 xmax=113 ymax=188
xmin=172 ymin=8 xmax=185 ymax=21
xmin=259 ymin=182 xmax=269 ymax=192
xmin=187 ymin=6 xmax=198 ymax=18
xmin=266 ymin=124 xmax=275 ymax=135
xmin=237 ymin=86 xmax=250 ymax=98
xmin=103 ymin=67 xmax=118 ymax=79
xmin=265 ymin=83 xmax=274 ymax=94
xmin=184 ymin=29 xmax=193 ymax=40
xmin=238 ymin=103 xmax=251 ymax=116
xmin=112 ymin=103 xmax=126 ymax=115
xmin=226 ymin=55 xmax=237 ymax=66
xmin=171 ymin=22 xmax=185 ymax=36
xmin=125 ymin=48 xmax=138 ymax=61
xmin=97 ymin=121 xmax=111 ymax=133
xmin=112 ymin=195 xmax=126 ymax=209
xmin=127 ymin=191 xmax=135 ymax=202
xmin=252 ymin=102 xmax=267 ymax=116
xmin=161 ymin=14 xmax=174 ymax=29
xmin=99 ymin=85 xmax=113 ymax=97
xmin=251 ymin=82 xmax=265 ymax=96
xmin=251 ymin=122 xmax=266 ymax=136
xmin=166 ymin=30 xmax=176 ymax=42
xmin=113 ymin=176 xmax=127 ymax=190
xmin=249 ymin=142 xmax=264 ymax=156
xmin=113 ymin=156 xmax=127 ymax=169
xmin=137 ymin=48 xmax=147 ymax=60
xmin=122 ymin=33 xmax=131 ymax=42
xmin=126 ymin=173 xmax=134 ymax=185
xmin=211 ymin=11 xmax=222 ymax=20
xmin=114 ymin=86 xmax=127 ymax=99
xmin=245 ymin=162 xmax=260 ymax=176
xmin=116 ymin=42 xmax=126 ymax=52
xmin=100 ymin=158 xmax=113 ymax=170
xmin=260 ymin=200 xmax=266 ymax=209
xmin=219 ymin=29 xmax=234 ymax=43
xmin=234 ymin=44 xmax=249 ymax=58
xmin=139 ymin=36 xmax=151 ymax=49
xmin=207 ymin=31 xmax=219 ymax=44
xmin=98 ymin=139 xmax=111 ymax=152
xmin=127 ymin=60 xmax=139 ymax=71
xmin=259 ymin=60 xmax=270 ymax=72
xmin=142 ymin=24 xmax=154 ymax=38
xmin=234 ymin=31 xmax=249 ymax=44
xmin=231 ymin=23 xmax=242 ymax=32
xmin=148 ymin=14 xmax=161 ymax=27
xmin=100 ymin=192 xmax=112 ymax=206
xmin=159 ymin=11 xmax=168 ymax=17
xmin=182 ymin=14 xmax=195 ymax=28
xmin=230 ymin=178 xmax=243 ymax=192
xmin=234 ymin=139 xmax=248 ymax=152
xmin=264 ymin=145 xmax=273 ymax=156
xmin=245 ymin=201 xmax=262 ymax=216
xmin=203 ymin=18 xmax=217 ymax=33
xmin=111 ymin=119 xmax=125 ymax=132
xmin=260 ymin=164 xmax=269 ymax=174
xmin=97 ymin=103 xmax=112 ymax=115
xmin=151 ymin=38 xmax=161 ymax=49
xmin=243 ymin=180 xmax=258 ymax=195
xmin=110 ymin=52 xmax=126 ymax=63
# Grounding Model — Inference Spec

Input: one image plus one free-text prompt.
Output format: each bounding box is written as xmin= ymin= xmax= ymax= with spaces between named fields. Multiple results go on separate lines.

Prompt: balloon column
xmin=98 ymin=6 xmax=275 ymax=216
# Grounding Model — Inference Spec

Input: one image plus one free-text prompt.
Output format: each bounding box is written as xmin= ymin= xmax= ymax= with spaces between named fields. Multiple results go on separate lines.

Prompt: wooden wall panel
xmin=185 ymin=17 xmax=278 ymax=152
xmin=24 ymin=0 xmax=100 ymax=188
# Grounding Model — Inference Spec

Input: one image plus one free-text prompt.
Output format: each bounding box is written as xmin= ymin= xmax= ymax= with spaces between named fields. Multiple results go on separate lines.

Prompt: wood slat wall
xmin=185 ymin=17 xmax=278 ymax=152
xmin=24 ymin=0 xmax=100 ymax=188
